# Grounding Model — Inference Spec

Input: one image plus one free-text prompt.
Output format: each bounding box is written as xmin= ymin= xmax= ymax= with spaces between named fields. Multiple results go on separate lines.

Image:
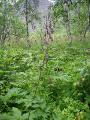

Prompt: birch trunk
xmin=25 ymin=0 xmax=29 ymax=46
xmin=64 ymin=0 xmax=72 ymax=45
xmin=84 ymin=0 xmax=90 ymax=38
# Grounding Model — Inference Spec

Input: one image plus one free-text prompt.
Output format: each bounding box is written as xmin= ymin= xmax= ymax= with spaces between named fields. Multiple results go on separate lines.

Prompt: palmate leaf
xmin=12 ymin=107 xmax=22 ymax=119
xmin=52 ymin=110 xmax=62 ymax=120
xmin=0 ymin=107 xmax=28 ymax=120
xmin=49 ymin=72 xmax=70 ymax=82
xmin=0 ymin=88 xmax=21 ymax=105
xmin=0 ymin=113 xmax=12 ymax=120
xmin=17 ymin=95 xmax=33 ymax=108
xmin=28 ymin=109 xmax=48 ymax=120
xmin=0 ymin=108 xmax=21 ymax=120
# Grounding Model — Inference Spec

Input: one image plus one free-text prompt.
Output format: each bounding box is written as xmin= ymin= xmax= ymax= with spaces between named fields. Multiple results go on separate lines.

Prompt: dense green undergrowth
xmin=0 ymin=41 xmax=90 ymax=120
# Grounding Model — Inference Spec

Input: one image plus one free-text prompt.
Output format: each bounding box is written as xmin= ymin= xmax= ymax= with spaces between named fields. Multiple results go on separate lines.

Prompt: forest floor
xmin=0 ymin=40 xmax=90 ymax=120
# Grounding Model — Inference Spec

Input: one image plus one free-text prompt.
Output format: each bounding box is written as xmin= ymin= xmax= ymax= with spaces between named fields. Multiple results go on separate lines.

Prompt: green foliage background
xmin=0 ymin=40 xmax=90 ymax=120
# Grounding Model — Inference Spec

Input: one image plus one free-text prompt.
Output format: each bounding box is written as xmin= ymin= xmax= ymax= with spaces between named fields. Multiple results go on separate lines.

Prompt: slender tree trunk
xmin=84 ymin=0 xmax=90 ymax=38
xmin=88 ymin=0 xmax=90 ymax=27
xmin=64 ymin=0 xmax=72 ymax=45
xmin=25 ymin=0 xmax=29 ymax=45
xmin=1 ymin=1 xmax=7 ymax=46
xmin=77 ymin=0 xmax=83 ymax=40
xmin=65 ymin=21 xmax=72 ymax=43
xmin=1 ymin=14 xmax=6 ymax=46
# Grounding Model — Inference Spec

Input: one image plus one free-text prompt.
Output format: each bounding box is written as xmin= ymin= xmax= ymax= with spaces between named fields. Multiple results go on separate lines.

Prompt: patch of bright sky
xmin=8 ymin=0 xmax=19 ymax=5
xmin=48 ymin=0 xmax=55 ymax=4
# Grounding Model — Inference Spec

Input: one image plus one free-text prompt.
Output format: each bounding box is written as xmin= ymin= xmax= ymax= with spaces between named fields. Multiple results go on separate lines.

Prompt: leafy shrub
xmin=0 ymin=42 xmax=90 ymax=120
